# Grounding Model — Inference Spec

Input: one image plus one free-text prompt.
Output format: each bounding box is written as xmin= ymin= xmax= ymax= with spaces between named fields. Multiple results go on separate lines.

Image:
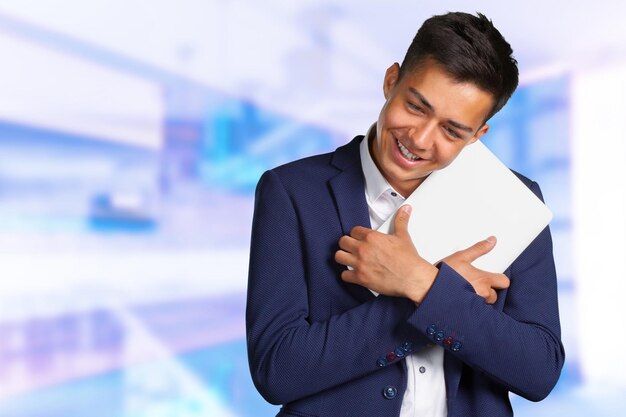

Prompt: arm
xmin=246 ymin=170 xmax=429 ymax=405
xmin=409 ymin=181 xmax=564 ymax=401
xmin=337 ymin=181 xmax=564 ymax=401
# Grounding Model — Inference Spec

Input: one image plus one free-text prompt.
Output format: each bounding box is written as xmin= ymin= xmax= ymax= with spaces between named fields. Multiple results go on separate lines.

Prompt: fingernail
xmin=486 ymin=236 xmax=496 ymax=244
xmin=402 ymin=205 xmax=412 ymax=214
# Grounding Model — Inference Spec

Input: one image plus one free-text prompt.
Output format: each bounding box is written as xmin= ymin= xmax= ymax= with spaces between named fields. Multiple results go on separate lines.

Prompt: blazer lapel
xmin=328 ymin=136 xmax=375 ymax=303
xmin=331 ymin=137 xmax=466 ymax=401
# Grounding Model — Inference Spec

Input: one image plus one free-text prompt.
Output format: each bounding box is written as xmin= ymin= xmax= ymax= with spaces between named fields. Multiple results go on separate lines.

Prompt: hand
xmin=440 ymin=236 xmax=510 ymax=304
xmin=334 ymin=205 xmax=438 ymax=303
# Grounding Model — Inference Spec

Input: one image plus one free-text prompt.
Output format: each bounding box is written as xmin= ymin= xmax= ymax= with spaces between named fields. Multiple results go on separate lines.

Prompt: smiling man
xmin=247 ymin=12 xmax=564 ymax=417
xmin=372 ymin=58 xmax=493 ymax=196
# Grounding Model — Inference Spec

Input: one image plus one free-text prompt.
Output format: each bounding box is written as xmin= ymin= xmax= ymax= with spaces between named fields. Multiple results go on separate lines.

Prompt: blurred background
xmin=0 ymin=1 xmax=624 ymax=416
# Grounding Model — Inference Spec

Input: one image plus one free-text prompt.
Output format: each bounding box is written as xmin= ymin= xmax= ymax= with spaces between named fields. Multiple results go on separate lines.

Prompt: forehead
xmin=398 ymin=61 xmax=494 ymax=128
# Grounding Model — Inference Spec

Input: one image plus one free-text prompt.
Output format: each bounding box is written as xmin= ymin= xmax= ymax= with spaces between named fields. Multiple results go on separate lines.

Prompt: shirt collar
xmin=360 ymin=123 xmax=400 ymax=202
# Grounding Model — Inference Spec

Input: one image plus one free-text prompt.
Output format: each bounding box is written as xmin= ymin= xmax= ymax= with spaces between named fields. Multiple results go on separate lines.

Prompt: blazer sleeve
xmin=406 ymin=180 xmax=565 ymax=401
xmin=246 ymin=170 xmax=429 ymax=405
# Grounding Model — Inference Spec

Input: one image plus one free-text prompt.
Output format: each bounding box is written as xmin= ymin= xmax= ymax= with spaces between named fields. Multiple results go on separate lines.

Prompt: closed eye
xmin=443 ymin=126 xmax=461 ymax=139
xmin=407 ymin=101 xmax=425 ymax=114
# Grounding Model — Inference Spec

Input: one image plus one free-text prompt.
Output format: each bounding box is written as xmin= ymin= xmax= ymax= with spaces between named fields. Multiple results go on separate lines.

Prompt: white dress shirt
xmin=359 ymin=125 xmax=447 ymax=417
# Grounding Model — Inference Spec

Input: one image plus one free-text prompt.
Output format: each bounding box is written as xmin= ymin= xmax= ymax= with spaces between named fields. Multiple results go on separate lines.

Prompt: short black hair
xmin=400 ymin=12 xmax=519 ymax=121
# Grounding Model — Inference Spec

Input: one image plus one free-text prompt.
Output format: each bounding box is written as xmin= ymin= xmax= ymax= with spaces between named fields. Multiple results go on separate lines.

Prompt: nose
xmin=409 ymin=121 xmax=437 ymax=151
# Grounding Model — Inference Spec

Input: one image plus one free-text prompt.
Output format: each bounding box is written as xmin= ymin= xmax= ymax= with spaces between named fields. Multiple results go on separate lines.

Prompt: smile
xmin=396 ymin=139 xmax=422 ymax=161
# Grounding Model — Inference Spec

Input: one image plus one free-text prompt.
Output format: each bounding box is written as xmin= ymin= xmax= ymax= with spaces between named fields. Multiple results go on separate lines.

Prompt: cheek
xmin=437 ymin=142 xmax=466 ymax=165
xmin=380 ymin=100 xmax=413 ymax=129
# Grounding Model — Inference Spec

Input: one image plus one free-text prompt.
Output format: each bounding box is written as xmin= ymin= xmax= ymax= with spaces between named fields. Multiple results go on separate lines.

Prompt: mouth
xmin=396 ymin=139 xmax=423 ymax=161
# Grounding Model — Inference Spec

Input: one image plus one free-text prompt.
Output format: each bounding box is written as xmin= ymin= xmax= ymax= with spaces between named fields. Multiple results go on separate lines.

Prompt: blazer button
xmin=401 ymin=341 xmax=414 ymax=353
xmin=426 ymin=324 xmax=437 ymax=335
xmin=443 ymin=336 xmax=454 ymax=347
xmin=451 ymin=341 xmax=463 ymax=352
xmin=376 ymin=357 xmax=387 ymax=367
xmin=383 ymin=385 xmax=398 ymax=399
xmin=394 ymin=347 xmax=406 ymax=358
xmin=386 ymin=351 xmax=397 ymax=362
xmin=434 ymin=331 xmax=444 ymax=342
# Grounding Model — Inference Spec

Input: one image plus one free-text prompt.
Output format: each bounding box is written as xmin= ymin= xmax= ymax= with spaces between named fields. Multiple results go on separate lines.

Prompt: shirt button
xmin=383 ymin=385 xmax=398 ymax=399
xmin=390 ymin=191 xmax=398 ymax=197
xmin=419 ymin=366 xmax=426 ymax=374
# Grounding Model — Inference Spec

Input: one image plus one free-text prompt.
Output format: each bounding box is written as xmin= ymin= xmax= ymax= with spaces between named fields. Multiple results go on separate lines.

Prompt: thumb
xmin=392 ymin=205 xmax=412 ymax=238
xmin=460 ymin=236 xmax=497 ymax=262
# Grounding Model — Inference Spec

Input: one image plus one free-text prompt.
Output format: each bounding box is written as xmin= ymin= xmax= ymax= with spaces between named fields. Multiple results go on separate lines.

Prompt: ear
xmin=468 ymin=123 xmax=489 ymax=145
xmin=383 ymin=63 xmax=401 ymax=99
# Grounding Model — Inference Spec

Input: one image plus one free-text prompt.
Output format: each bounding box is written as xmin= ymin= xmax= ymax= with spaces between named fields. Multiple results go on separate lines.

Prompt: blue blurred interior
xmin=0 ymin=2 xmax=621 ymax=416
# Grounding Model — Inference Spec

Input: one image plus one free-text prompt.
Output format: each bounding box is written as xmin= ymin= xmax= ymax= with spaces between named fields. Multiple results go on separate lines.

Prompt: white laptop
xmin=377 ymin=141 xmax=552 ymax=273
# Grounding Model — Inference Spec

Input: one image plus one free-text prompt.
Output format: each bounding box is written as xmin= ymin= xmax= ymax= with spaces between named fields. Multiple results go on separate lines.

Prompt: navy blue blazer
xmin=247 ymin=136 xmax=564 ymax=417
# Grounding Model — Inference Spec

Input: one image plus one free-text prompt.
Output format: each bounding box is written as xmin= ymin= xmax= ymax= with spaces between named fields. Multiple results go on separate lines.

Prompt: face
xmin=372 ymin=59 xmax=494 ymax=197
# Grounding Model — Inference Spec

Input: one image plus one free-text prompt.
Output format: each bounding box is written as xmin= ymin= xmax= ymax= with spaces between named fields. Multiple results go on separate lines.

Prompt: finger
xmin=340 ymin=268 xmax=356 ymax=283
xmin=458 ymin=236 xmax=497 ymax=262
xmin=338 ymin=235 xmax=360 ymax=253
xmin=392 ymin=205 xmax=412 ymax=238
xmin=490 ymin=273 xmax=510 ymax=289
xmin=350 ymin=226 xmax=371 ymax=240
xmin=485 ymin=288 xmax=498 ymax=304
xmin=335 ymin=249 xmax=357 ymax=267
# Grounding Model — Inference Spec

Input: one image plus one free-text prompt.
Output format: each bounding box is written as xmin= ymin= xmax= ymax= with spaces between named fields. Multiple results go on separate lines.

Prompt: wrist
xmin=405 ymin=262 xmax=439 ymax=304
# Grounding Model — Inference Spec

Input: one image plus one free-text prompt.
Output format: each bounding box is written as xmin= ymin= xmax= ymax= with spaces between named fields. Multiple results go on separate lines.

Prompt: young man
xmin=247 ymin=12 xmax=564 ymax=417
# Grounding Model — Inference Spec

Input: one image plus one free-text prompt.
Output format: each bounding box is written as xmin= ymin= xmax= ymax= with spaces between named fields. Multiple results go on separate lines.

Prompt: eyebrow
xmin=447 ymin=120 xmax=474 ymax=133
xmin=408 ymin=87 xmax=475 ymax=134
xmin=408 ymin=88 xmax=434 ymax=112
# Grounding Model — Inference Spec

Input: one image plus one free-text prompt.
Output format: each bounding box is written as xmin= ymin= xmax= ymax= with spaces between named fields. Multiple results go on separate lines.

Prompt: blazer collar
xmin=331 ymin=137 xmax=465 ymax=395
xmin=329 ymin=136 xmax=375 ymax=303
xmin=329 ymin=135 xmax=371 ymax=235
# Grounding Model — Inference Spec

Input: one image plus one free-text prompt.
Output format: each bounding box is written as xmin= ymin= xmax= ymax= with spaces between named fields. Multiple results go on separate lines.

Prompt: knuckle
xmin=349 ymin=227 xmax=362 ymax=239
xmin=396 ymin=212 xmax=408 ymax=223
xmin=356 ymin=245 xmax=369 ymax=258
xmin=475 ymin=241 xmax=489 ymax=252
xmin=362 ymin=231 xmax=376 ymax=243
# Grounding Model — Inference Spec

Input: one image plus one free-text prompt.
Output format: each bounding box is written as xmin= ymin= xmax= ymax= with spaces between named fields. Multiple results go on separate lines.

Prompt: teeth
xmin=397 ymin=139 xmax=421 ymax=161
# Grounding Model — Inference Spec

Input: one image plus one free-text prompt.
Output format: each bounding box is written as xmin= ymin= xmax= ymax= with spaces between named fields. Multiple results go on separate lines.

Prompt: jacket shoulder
xmin=264 ymin=136 xmax=363 ymax=188
xmin=510 ymin=169 xmax=546 ymax=202
xmin=272 ymin=149 xmax=336 ymax=177
xmin=511 ymin=170 xmax=533 ymax=187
